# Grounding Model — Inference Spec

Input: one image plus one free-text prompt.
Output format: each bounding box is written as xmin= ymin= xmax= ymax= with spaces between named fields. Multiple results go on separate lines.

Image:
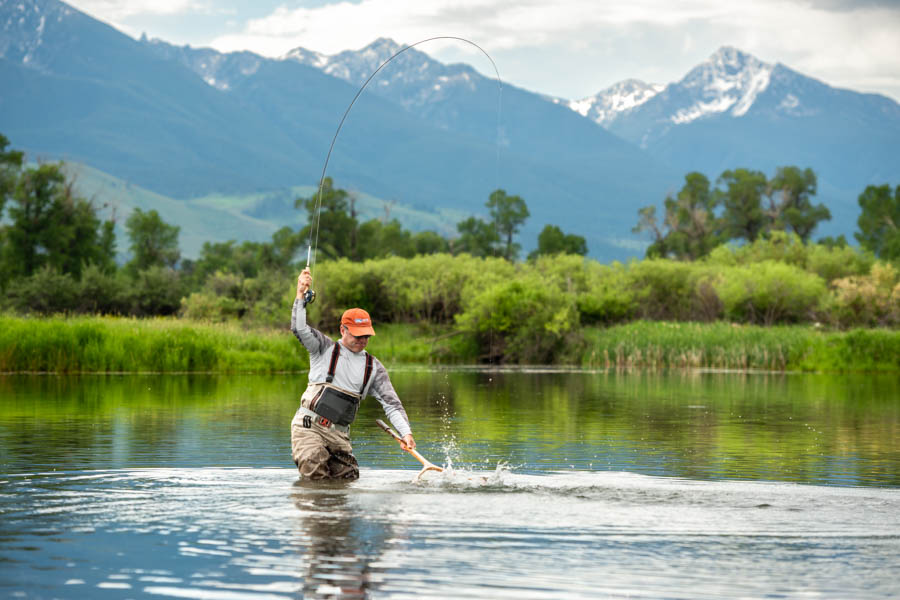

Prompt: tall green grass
xmin=581 ymin=321 xmax=900 ymax=372
xmin=1 ymin=314 xmax=897 ymax=373
xmin=0 ymin=315 xmax=308 ymax=373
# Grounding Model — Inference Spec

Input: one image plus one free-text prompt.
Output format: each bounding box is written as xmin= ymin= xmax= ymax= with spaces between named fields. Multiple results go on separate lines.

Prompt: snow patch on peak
xmin=571 ymin=79 xmax=664 ymax=127
xmin=672 ymin=46 xmax=773 ymax=123
xmin=283 ymin=46 xmax=328 ymax=69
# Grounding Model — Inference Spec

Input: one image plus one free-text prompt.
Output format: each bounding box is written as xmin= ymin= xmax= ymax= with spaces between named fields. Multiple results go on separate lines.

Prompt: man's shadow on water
xmin=291 ymin=478 xmax=393 ymax=599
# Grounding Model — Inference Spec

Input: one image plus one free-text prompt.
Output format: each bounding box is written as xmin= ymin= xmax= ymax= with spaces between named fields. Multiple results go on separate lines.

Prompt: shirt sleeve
xmin=291 ymin=298 xmax=330 ymax=355
xmin=367 ymin=357 xmax=412 ymax=437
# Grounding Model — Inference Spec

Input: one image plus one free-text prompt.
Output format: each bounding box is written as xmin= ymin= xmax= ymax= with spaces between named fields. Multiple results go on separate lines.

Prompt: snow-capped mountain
xmin=284 ymin=37 xmax=499 ymax=136
xmin=0 ymin=0 xmax=70 ymax=67
xmin=561 ymin=79 xmax=664 ymax=128
xmin=665 ymin=47 xmax=774 ymax=124
xmin=588 ymin=46 xmax=900 ymax=214
xmin=2 ymin=0 xmax=674 ymax=261
xmin=3 ymin=0 xmax=899 ymax=254
xmin=142 ymin=35 xmax=264 ymax=91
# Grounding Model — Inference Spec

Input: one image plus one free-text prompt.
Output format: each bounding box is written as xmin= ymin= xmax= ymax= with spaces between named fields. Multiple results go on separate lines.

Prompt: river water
xmin=1 ymin=370 xmax=899 ymax=599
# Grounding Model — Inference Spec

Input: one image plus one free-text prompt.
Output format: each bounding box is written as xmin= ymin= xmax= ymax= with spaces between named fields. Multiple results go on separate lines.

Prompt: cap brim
xmin=346 ymin=325 xmax=375 ymax=336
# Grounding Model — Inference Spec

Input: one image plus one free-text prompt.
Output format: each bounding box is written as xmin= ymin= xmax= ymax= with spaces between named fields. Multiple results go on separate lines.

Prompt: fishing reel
xmin=303 ymin=289 xmax=316 ymax=306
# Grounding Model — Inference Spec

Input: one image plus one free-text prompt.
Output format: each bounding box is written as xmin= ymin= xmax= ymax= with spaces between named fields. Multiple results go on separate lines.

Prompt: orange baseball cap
xmin=341 ymin=308 xmax=376 ymax=336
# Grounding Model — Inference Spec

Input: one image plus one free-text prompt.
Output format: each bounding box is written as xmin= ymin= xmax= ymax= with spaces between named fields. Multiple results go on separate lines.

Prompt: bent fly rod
xmin=302 ymin=36 xmax=503 ymax=305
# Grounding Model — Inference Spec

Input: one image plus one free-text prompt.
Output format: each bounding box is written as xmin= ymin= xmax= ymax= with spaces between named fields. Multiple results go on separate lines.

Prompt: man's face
xmin=340 ymin=325 xmax=371 ymax=353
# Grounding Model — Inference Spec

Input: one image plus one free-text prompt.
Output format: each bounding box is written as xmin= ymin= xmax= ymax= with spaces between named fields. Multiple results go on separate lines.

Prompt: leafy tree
xmin=125 ymin=208 xmax=180 ymax=273
xmin=817 ymin=234 xmax=849 ymax=249
xmin=767 ymin=166 xmax=830 ymax=242
xmin=2 ymin=163 xmax=114 ymax=281
xmin=486 ymin=189 xmax=529 ymax=261
xmin=411 ymin=230 xmax=450 ymax=255
xmin=634 ymin=172 xmax=721 ymax=261
xmin=269 ymin=226 xmax=305 ymax=269
xmin=183 ymin=227 xmax=300 ymax=291
xmin=855 ymin=184 xmax=900 ymax=261
xmin=632 ymin=205 xmax=668 ymax=258
xmin=717 ymin=168 xmax=767 ymax=242
xmin=296 ymin=177 xmax=358 ymax=260
xmin=454 ymin=216 xmax=499 ymax=257
xmin=356 ymin=218 xmax=414 ymax=260
xmin=0 ymin=133 xmax=24 ymax=218
xmin=528 ymin=224 xmax=588 ymax=259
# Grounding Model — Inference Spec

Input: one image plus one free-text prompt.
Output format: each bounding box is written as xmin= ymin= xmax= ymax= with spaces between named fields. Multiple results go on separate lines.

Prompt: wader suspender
xmin=325 ymin=343 xmax=374 ymax=395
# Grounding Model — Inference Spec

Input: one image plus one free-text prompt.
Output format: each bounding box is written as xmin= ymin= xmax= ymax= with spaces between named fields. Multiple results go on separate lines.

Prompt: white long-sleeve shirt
xmin=291 ymin=299 xmax=412 ymax=437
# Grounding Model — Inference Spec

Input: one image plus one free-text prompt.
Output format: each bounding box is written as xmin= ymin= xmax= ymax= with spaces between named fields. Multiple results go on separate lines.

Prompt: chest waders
xmin=309 ymin=343 xmax=374 ymax=428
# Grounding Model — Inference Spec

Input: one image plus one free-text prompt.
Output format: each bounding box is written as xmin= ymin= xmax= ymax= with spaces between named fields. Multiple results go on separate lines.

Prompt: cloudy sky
xmin=65 ymin=0 xmax=900 ymax=102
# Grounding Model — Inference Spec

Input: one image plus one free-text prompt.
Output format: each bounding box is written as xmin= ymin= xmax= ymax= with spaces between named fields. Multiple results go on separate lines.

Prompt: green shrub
xmin=714 ymin=261 xmax=826 ymax=324
xmin=827 ymin=262 xmax=900 ymax=327
xmin=805 ymin=242 xmax=874 ymax=282
xmin=3 ymin=266 xmax=79 ymax=314
xmin=130 ymin=267 xmax=184 ymax=316
xmin=310 ymin=254 xmax=515 ymax=327
xmin=76 ymin=264 xmax=129 ymax=315
xmin=577 ymin=261 xmax=636 ymax=324
xmin=455 ymin=274 xmax=582 ymax=363
xmin=626 ymin=259 xmax=702 ymax=321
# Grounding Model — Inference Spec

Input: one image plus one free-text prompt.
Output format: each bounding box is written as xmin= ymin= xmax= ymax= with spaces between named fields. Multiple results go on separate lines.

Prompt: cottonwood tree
xmin=125 ymin=208 xmax=180 ymax=273
xmin=454 ymin=216 xmax=499 ymax=258
xmin=717 ymin=168 xmax=767 ymax=242
xmin=0 ymin=134 xmax=23 ymax=219
xmin=296 ymin=177 xmax=358 ymax=260
xmin=766 ymin=166 xmax=830 ymax=242
xmin=855 ymin=183 xmax=900 ymax=261
xmin=2 ymin=162 xmax=115 ymax=281
xmin=487 ymin=189 xmax=529 ymax=261
xmin=634 ymin=172 xmax=721 ymax=261
xmin=529 ymin=224 xmax=587 ymax=259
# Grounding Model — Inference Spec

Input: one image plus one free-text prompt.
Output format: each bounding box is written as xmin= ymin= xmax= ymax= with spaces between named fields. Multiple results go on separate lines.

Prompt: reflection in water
xmin=292 ymin=479 xmax=391 ymax=599
xmin=2 ymin=371 xmax=899 ymax=485
xmin=1 ymin=371 xmax=900 ymax=598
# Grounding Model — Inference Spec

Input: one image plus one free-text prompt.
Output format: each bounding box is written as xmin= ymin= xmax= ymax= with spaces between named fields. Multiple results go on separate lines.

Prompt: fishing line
xmin=305 ymin=36 xmax=504 ymax=285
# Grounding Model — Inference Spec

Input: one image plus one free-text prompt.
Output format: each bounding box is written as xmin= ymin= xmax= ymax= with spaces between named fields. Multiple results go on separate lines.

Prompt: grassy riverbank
xmin=0 ymin=315 xmax=308 ymax=373
xmin=2 ymin=314 xmax=897 ymax=373
xmin=581 ymin=321 xmax=900 ymax=372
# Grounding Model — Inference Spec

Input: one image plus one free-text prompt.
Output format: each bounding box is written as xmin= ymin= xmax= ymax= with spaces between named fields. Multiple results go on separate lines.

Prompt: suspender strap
xmin=360 ymin=352 xmax=374 ymax=395
xmin=326 ymin=343 xmax=372 ymax=393
xmin=326 ymin=343 xmax=340 ymax=384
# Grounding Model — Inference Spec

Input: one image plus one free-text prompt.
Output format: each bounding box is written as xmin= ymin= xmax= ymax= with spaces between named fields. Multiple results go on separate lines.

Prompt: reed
xmin=1 ymin=314 xmax=897 ymax=373
xmin=581 ymin=321 xmax=900 ymax=372
xmin=0 ymin=314 xmax=307 ymax=373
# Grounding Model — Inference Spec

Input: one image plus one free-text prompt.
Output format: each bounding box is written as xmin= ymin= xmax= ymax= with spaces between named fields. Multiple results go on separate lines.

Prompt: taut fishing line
xmin=304 ymin=36 xmax=504 ymax=298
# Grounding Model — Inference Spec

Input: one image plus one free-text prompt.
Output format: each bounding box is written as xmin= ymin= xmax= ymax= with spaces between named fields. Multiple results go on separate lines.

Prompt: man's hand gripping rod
xmin=303 ymin=247 xmax=316 ymax=305
xmin=375 ymin=419 xmax=443 ymax=480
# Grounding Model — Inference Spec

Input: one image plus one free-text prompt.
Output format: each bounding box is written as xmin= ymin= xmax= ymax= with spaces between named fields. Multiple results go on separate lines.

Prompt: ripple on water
xmin=1 ymin=468 xmax=899 ymax=599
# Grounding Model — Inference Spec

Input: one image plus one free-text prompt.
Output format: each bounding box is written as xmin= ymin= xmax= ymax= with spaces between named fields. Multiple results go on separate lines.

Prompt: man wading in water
xmin=290 ymin=268 xmax=416 ymax=479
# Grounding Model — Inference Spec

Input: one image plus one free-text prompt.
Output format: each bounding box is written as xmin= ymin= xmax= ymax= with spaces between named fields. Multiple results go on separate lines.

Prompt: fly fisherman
xmin=290 ymin=267 xmax=416 ymax=479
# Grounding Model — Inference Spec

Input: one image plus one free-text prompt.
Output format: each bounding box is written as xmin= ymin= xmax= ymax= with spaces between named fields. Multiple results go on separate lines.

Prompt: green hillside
xmin=66 ymin=163 xmax=468 ymax=260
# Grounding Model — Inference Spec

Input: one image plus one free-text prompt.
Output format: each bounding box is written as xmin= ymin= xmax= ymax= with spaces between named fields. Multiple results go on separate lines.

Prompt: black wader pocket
xmin=312 ymin=387 xmax=360 ymax=426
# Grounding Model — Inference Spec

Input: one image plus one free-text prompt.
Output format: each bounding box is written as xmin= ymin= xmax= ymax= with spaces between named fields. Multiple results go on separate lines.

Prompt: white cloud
xmin=67 ymin=0 xmax=900 ymax=101
xmin=67 ymin=0 xmax=214 ymax=20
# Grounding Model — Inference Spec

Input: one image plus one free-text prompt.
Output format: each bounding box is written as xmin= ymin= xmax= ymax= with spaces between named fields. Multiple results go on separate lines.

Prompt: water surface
xmin=1 ymin=370 xmax=899 ymax=598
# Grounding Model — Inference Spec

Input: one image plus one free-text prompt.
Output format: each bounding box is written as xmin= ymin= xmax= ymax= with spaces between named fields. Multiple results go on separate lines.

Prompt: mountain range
xmin=2 ymin=0 xmax=899 ymax=260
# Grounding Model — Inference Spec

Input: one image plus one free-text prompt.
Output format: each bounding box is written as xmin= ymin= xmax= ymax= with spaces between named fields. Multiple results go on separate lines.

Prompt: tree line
xmin=0 ymin=134 xmax=584 ymax=320
xmin=2 ymin=131 xmax=898 ymax=333
xmin=294 ymin=177 xmax=586 ymax=262
xmin=633 ymin=166 xmax=900 ymax=262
